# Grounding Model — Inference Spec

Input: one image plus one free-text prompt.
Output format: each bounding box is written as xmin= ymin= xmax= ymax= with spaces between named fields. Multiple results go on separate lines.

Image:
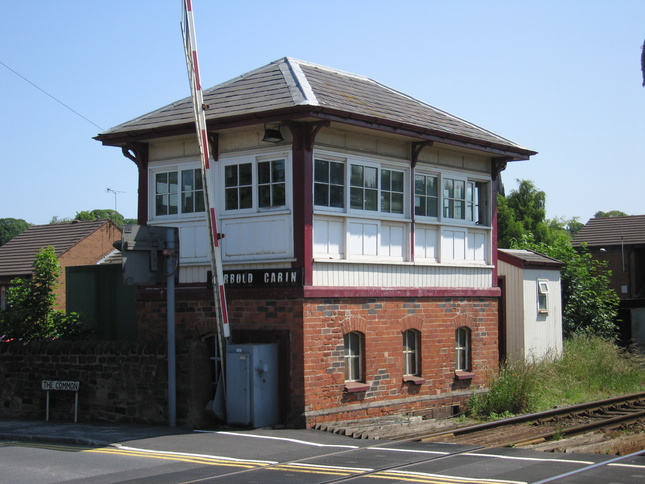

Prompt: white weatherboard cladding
xmin=523 ymin=268 xmax=563 ymax=360
xmin=497 ymin=258 xmax=563 ymax=362
xmin=312 ymin=262 xmax=492 ymax=287
xmin=498 ymin=261 xmax=524 ymax=360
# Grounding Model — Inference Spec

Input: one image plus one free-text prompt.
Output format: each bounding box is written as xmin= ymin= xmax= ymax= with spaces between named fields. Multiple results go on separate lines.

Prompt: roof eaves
xmin=498 ymin=249 xmax=563 ymax=269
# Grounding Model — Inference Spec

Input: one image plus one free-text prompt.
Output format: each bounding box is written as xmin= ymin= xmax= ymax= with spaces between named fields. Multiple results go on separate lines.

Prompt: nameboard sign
xmin=42 ymin=380 xmax=80 ymax=391
xmin=223 ymin=268 xmax=303 ymax=288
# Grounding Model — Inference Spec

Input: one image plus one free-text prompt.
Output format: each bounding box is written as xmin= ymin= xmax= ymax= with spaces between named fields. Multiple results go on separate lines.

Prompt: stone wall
xmin=0 ymin=340 xmax=213 ymax=428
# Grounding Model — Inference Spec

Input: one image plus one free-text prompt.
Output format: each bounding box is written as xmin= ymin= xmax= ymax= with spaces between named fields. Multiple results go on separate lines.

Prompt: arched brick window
xmin=344 ymin=331 xmax=364 ymax=382
xmin=402 ymin=329 xmax=420 ymax=376
xmin=455 ymin=326 xmax=471 ymax=371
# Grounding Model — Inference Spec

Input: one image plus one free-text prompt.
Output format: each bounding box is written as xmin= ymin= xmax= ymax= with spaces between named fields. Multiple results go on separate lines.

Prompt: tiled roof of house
xmin=96 ymin=57 xmax=535 ymax=160
xmin=498 ymin=249 xmax=563 ymax=269
xmin=0 ymin=220 xmax=117 ymax=278
xmin=572 ymin=215 xmax=645 ymax=247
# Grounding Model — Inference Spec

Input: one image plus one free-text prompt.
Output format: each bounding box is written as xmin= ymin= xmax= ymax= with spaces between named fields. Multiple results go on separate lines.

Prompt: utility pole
xmin=106 ymin=188 xmax=125 ymax=212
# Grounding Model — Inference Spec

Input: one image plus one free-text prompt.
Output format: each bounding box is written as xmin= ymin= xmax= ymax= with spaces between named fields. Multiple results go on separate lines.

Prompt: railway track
xmin=316 ymin=392 xmax=645 ymax=453
xmin=410 ymin=392 xmax=645 ymax=449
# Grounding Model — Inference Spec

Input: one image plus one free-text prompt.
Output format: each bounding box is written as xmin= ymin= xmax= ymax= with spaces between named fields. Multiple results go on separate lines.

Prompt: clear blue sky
xmin=2 ymin=1 xmax=643 ymax=226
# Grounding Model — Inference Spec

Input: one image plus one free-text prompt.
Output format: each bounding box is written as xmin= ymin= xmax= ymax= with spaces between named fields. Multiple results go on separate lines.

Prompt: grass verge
xmin=467 ymin=334 xmax=645 ymax=419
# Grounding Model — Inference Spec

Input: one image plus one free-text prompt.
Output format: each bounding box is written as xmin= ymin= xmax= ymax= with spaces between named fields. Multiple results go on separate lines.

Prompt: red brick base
xmin=135 ymin=287 xmax=499 ymax=428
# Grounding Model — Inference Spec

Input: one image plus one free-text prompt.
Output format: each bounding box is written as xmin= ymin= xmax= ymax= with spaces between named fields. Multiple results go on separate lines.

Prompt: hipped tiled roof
xmin=96 ymin=57 xmax=535 ymax=160
xmin=0 ymin=220 xmax=117 ymax=278
xmin=572 ymin=215 xmax=645 ymax=247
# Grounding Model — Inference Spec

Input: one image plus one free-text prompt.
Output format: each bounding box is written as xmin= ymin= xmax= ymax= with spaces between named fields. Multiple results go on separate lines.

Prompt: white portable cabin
xmin=497 ymin=249 xmax=564 ymax=363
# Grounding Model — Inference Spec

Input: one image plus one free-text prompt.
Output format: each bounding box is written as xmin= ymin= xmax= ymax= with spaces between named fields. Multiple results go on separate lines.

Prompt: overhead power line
xmin=0 ymin=59 xmax=104 ymax=131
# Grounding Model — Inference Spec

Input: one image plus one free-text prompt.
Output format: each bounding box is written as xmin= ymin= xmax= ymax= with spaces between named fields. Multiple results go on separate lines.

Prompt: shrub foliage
xmin=0 ymin=246 xmax=94 ymax=341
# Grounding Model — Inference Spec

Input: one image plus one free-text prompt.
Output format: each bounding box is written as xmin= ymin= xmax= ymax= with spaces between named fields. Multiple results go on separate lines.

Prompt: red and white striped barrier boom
xmin=181 ymin=0 xmax=230 ymax=341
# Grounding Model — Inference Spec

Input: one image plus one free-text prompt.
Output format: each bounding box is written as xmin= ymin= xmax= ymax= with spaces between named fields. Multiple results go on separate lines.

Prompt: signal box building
xmin=95 ymin=58 xmax=536 ymax=427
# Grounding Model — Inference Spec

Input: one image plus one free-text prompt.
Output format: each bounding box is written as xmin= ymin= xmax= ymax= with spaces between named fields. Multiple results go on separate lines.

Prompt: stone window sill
xmin=344 ymin=381 xmax=370 ymax=393
xmin=403 ymin=375 xmax=425 ymax=385
xmin=454 ymin=370 xmax=475 ymax=380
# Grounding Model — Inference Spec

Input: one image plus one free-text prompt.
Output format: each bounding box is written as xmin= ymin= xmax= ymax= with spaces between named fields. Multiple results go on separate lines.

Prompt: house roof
xmin=95 ymin=57 xmax=535 ymax=161
xmin=498 ymin=249 xmax=563 ymax=269
xmin=572 ymin=215 xmax=645 ymax=247
xmin=0 ymin=220 xmax=119 ymax=279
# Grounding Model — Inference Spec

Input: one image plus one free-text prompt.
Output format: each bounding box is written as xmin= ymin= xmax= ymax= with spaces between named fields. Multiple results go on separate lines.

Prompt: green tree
xmin=0 ymin=246 xmax=94 ymax=341
xmin=75 ymin=209 xmax=125 ymax=226
xmin=594 ymin=210 xmax=629 ymax=218
xmin=498 ymin=179 xmax=620 ymax=339
xmin=497 ymin=180 xmax=563 ymax=248
xmin=0 ymin=218 xmax=31 ymax=246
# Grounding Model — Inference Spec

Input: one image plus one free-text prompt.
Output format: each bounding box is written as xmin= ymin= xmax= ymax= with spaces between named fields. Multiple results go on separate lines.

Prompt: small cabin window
xmin=537 ymin=279 xmax=549 ymax=314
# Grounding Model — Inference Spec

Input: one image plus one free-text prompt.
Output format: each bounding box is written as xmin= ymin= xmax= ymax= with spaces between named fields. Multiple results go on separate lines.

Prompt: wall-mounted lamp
xmin=262 ymin=125 xmax=284 ymax=143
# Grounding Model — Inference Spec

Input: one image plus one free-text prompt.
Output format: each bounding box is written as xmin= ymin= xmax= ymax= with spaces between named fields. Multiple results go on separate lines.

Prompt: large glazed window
xmin=223 ymin=157 xmax=288 ymax=212
xmin=258 ymin=159 xmax=286 ymax=208
xmin=442 ymin=176 xmax=488 ymax=224
xmin=224 ymin=163 xmax=253 ymax=211
xmin=155 ymin=167 xmax=205 ymax=217
xmin=381 ymin=169 xmax=405 ymax=214
xmin=414 ymin=174 xmax=438 ymax=218
xmin=442 ymin=178 xmax=467 ymax=220
xmin=181 ymin=169 xmax=205 ymax=214
xmin=314 ymin=159 xmax=345 ymax=208
xmin=312 ymin=153 xmax=492 ymax=265
xmin=350 ymin=164 xmax=378 ymax=211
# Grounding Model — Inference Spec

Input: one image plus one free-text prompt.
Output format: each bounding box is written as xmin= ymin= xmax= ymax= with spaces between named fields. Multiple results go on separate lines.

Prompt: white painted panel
xmin=442 ymin=229 xmax=467 ymax=261
xmin=381 ymin=224 xmax=404 ymax=258
xmin=179 ymin=224 xmax=209 ymax=260
xmin=313 ymin=218 xmax=344 ymax=257
xmin=466 ymin=231 xmax=486 ymax=262
xmin=414 ymin=226 xmax=438 ymax=261
xmin=348 ymin=220 xmax=378 ymax=257
xmin=221 ymin=215 xmax=291 ymax=260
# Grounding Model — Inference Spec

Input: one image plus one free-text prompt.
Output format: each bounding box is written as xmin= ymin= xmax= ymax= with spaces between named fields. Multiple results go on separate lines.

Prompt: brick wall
xmin=0 ymin=340 xmax=212 ymax=427
xmin=300 ymin=297 xmax=498 ymax=426
xmin=133 ymin=290 xmax=499 ymax=428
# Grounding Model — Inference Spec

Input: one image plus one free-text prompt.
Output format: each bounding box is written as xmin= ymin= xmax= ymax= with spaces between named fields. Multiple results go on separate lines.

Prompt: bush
xmin=468 ymin=359 xmax=547 ymax=418
xmin=0 ymin=247 xmax=95 ymax=341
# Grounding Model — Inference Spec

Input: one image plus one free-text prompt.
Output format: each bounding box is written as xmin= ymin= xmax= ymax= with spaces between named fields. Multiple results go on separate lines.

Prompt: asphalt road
xmin=1 ymin=422 xmax=644 ymax=483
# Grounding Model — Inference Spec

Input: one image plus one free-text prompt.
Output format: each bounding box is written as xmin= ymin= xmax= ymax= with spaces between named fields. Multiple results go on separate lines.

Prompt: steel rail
xmin=393 ymin=391 xmax=645 ymax=443
xmin=509 ymin=409 xmax=645 ymax=448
